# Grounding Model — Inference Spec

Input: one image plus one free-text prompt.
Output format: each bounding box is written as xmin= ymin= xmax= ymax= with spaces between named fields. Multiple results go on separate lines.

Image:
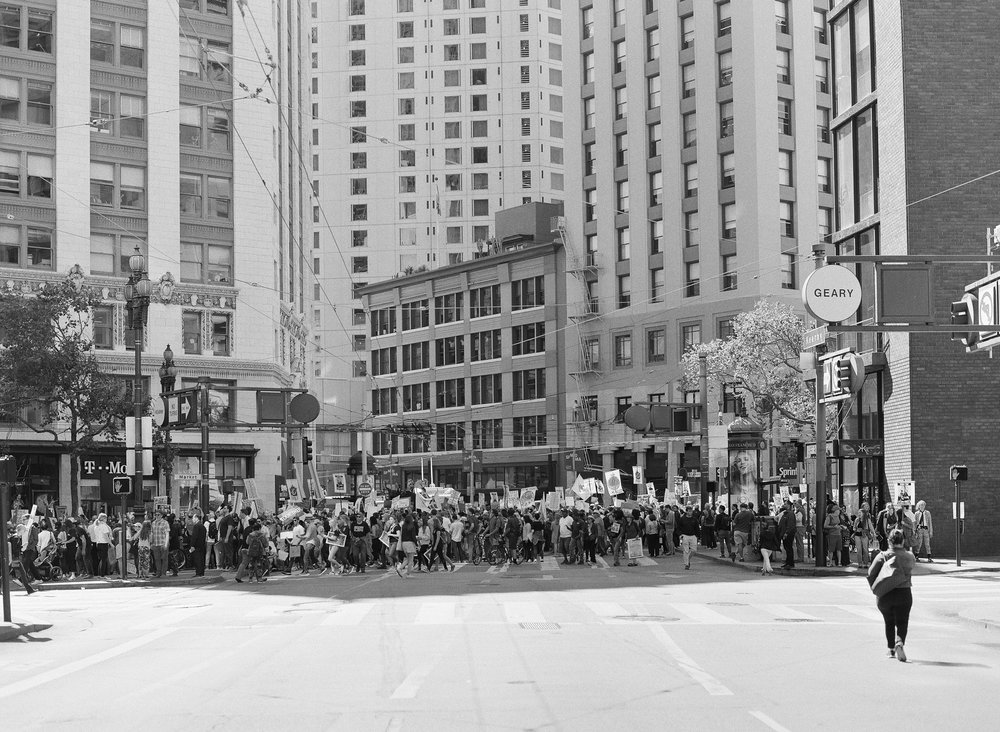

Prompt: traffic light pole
xmin=1 ymin=476 xmax=11 ymax=622
xmin=199 ymin=377 xmax=211 ymax=512
xmin=954 ymin=477 xmax=962 ymax=568
xmin=128 ymin=309 xmax=144 ymax=581
xmin=814 ymin=368 xmax=827 ymax=568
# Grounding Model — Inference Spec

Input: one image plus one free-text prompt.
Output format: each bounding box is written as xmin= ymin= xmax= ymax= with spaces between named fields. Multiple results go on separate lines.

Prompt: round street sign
xmin=152 ymin=397 xmax=166 ymax=427
xmin=289 ymin=393 xmax=321 ymax=423
xmin=802 ymin=265 xmax=862 ymax=323
xmin=358 ymin=481 xmax=373 ymax=497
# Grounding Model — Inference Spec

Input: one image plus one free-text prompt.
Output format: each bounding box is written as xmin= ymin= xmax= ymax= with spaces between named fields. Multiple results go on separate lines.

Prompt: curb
xmin=693 ymin=551 xmax=863 ymax=578
xmin=34 ymin=575 xmax=226 ymax=591
xmin=0 ymin=622 xmax=47 ymax=642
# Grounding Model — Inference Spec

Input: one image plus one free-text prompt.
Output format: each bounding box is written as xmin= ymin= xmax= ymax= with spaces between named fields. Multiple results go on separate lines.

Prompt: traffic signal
xmin=949 ymin=465 xmax=968 ymax=481
xmin=112 ymin=476 xmax=132 ymax=496
xmin=950 ymin=293 xmax=978 ymax=347
xmin=302 ymin=437 xmax=313 ymax=464
xmin=834 ymin=358 xmax=853 ymax=391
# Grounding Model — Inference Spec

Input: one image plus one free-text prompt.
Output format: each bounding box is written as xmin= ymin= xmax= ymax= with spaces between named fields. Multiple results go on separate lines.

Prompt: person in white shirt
xmin=449 ymin=515 xmax=465 ymax=561
xmin=92 ymin=514 xmax=114 ymax=576
xmin=558 ymin=509 xmax=574 ymax=564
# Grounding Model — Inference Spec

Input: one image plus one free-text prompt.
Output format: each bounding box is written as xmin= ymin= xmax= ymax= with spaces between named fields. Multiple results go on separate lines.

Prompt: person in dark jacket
xmin=188 ymin=514 xmax=207 ymax=576
xmin=167 ymin=514 xmax=182 ymax=576
xmin=677 ymin=505 xmax=701 ymax=570
xmin=777 ymin=500 xmax=797 ymax=568
xmin=867 ymin=529 xmax=915 ymax=662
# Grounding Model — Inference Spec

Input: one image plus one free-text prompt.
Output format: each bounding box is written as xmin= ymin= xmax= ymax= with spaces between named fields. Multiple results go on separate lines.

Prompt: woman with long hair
xmin=868 ymin=529 xmax=915 ymax=661
xmin=136 ymin=521 xmax=152 ymax=579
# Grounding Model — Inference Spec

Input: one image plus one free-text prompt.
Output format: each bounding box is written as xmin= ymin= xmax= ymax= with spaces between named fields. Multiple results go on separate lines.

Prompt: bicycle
xmin=168 ymin=549 xmax=187 ymax=574
xmin=471 ymin=532 xmax=487 ymax=566
xmin=247 ymin=554 xmax=271 ymax=583
xmin=488 ymin=538 xmax=523 ymax=566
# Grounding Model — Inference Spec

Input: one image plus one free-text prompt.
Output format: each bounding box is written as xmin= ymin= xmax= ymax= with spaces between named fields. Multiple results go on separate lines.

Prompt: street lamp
xmin=158 ymin=345 xmax=177 ymax=504
xmin=124 ymin=248 xmax=151 ymax=581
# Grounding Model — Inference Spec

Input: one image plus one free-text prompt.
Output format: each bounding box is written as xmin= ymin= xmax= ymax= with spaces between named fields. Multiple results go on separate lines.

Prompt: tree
xmin=0 ymin=281 xmax=134 ymax=513
xmin=680 ymin=299 xmax=814 ymax=436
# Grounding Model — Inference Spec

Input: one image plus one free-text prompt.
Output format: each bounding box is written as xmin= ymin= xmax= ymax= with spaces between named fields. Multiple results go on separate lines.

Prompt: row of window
xmin=0 ymin=5 xmax=52 ymax=54
xmin=370 ymin=323 xmax=545 ymax=374
xmin=370 ymin=368 xmax=546 ymax=416
xmin=369 ymin=415 xmax=546 ymax=455
xmin=347 ymin=0 xmax=489 ymax=15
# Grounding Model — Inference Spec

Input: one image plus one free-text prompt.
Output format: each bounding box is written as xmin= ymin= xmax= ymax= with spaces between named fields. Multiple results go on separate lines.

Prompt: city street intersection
xmin=2 ymin=555 xmax=998 ymax=731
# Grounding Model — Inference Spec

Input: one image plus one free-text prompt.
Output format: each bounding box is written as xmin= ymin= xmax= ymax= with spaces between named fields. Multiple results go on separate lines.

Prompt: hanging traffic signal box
xmin=950 ymin=293 xmax=979 ymax=348
xmin=302 ymin=437 xmax=314 ymax=464
xmin=819 ymin=351 xmax=865 ymax=404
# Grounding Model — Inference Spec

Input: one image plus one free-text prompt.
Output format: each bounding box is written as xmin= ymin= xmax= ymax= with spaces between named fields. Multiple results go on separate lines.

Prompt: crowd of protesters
xmin=6 ymin=492 xmax=929 ymax=592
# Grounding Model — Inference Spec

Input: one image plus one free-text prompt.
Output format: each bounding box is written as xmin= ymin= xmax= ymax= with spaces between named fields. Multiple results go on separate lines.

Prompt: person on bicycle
xmin=486 ymin=508 xmax=502 ymax=556
xmin=503 ymin=509 xmax=521 ymax=560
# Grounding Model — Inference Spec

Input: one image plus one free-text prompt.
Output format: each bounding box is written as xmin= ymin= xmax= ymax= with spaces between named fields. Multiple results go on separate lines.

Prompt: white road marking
xmin=671 ymin=603 xmax=739 ymax=625
xmin=594 ymin=556 xmax=610 ymax=569
xmin=390 ymin=661 xmax=438 ymax=699
xmin=649 ymin=625 xmax=733 ymax=696
xmin=503 ymin=602 xmax=545 ymax=624
xmin=749 ymin=710 xmax=793 ymax=732
xmin=540 ymin=557 xmax=560 ymax=571
xmin=320 ymin=603 xmax=374 ymax=626
xmin=414 ymin=602 xmax=457 ymax=625
xmin=834 ymin=604 xmax=883 ymax=620
xmin=585 ymin=601 xmax=630 ymax=623
xmin=133 ymin=606 xmax=210 ymax=630
xmin=0 ymin=628 xmax=175 ymax=700
xmin=244 ymin=604 xmax=286 ymax=618
xmin=636 ymin=556 xmax=658 ymax=567
xmin=761 ymin=604 xmax=822 ymax=621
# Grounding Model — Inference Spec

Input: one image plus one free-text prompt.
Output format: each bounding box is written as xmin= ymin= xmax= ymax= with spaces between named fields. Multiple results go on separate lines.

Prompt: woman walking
xmin=428 ymin=517 xmax=454 ymax=572
xmin=700 ymin=503 xmax=717 ymax=550
xmin=757 ymin=506 xmax=779 ymax=575
xmin=868 ymin=528 xmax=915 ymax=661
xmin=854 ymin=503 xmax=875 ymax=568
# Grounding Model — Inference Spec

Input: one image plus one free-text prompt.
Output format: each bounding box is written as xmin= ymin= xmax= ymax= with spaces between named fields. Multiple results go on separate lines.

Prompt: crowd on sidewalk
xmin=5 ymin=492 xmax=935 ymax=592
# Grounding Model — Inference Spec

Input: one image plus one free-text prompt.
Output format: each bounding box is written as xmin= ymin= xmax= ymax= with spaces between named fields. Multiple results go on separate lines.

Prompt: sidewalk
xmin=695 ymin=550 xmax=1000 ymax=632
xmin=10 ymin=569 xmax=227 ymax=593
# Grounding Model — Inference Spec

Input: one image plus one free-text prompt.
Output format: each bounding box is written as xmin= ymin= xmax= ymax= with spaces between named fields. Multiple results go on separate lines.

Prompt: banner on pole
xmin=605 ymin=470 xmax=623 ymax=496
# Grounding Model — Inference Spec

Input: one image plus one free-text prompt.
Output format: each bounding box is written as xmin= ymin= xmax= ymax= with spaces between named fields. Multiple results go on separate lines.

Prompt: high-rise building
xmin=309 ymin=0 xmax=566 ymax=480
xmin=829 ymin=0 xmax=1000 ymax=556
xmin=561 ymin=1 xmax=834 ymax=493
xmin=0 ymin=0 xmax=312 ymax=514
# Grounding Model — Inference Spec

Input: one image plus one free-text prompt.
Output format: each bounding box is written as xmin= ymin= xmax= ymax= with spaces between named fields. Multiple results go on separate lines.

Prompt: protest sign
xmin=605 ymin=470 xmax=623 ymax=496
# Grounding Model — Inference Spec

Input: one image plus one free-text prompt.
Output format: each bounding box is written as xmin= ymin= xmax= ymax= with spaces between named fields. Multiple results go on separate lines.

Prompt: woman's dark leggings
xmin=877 ymin=587 xmax=913 ymax=648
xmin=429 ymin=543 xmax=452 ymax=570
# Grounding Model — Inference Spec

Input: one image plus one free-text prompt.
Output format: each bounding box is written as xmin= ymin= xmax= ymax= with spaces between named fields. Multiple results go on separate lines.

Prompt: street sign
xmin=358 ymin=481 xmax=373 ymax=497
xmin=152 ymin=397 xmax=166 ymax=427
xmin=112 ymin=476 xmax=132 ymax=496
xmin=164 ymin=389 xmax=199 ymax=428
xmin=802 ymin=265 xmax=862 ymax=323
xmin=802 ymin=325 xmax=829 ymax=350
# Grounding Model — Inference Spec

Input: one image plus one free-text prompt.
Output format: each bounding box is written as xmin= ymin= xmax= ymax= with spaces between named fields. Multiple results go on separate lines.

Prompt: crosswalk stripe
xmin=320 ymin=603 xmax=374 ymax=626
xmin=585 ymin=601 xmax=630 ymax=623
xmin=540 ymin=557 xmax=560 ymax=571
xmin=503 ymin=602 xmax=545 ymax=624
xmin=414 ymin=603 xmax=457 ymax=625
xmin=594 ymin=556 xmax=610 ymax=569
xmin=671 ymin=603 xmax=739 ymax=625
xmin=134 ymin=606 xmax=210 ymax=629
xmin=833 ymin=604 xmax=882 ymax=620
xmin=761 ymin=604 xmax=822 ymax=621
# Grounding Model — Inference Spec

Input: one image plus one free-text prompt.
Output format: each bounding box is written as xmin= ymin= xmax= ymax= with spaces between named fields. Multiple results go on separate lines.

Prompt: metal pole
xmin=699 ymin=353 xmax=709 ymax=504
xmin=954 ymin=478 xmax=962 ymax=567
xmin=1 ymin=478 xmax=12 ymax=622
xmin=814 ymin=370 xmax=827 ymax=568
xmin=128 ymin=318 xmax=143 ymax=581
xmin=199 ymin=377 xmax=211 ymax=511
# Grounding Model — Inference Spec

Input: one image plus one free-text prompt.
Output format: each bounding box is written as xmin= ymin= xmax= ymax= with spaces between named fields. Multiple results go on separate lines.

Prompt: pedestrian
xmin=151 ymin=511 xmax=170 ymax=578
xmin=19 ymin=516 xmax=45 ymax=583
xmin=777 ymin=500 xmax=796 ymax=569
xmin=875 ymin=501 xmax=893 ymax=551
xmin=912 ymin=500 xmax=933 ymax=562
xmin=558 ymin=508 xmax=573 ymax=564
xmin=205 ymin=514 xmax=217 ymax=570
xmin=92 ymin=513 xmax=113 ymax=576
xmin=661 ymin=505 xmax=676 ymax=556
xmin=677 ymin=505 xmax=700 ymax=570
xmin=731 ymin=503 xmax=753 ymax=562
xmin=416 ymin=514 xmax=432 ymax=572
xmin=399 ymin=511 xmax=418 ymax=577
xmin=867 ymin=529 xmax=915 ymax=662
xmin=428 ymin=517 xmax=454 ymax=572
xmin=715 ymin=505 xmax=732 ymax=559
xmin=700 ymin=502 xmax=716 ymax=550
xmin=57 ymin=519 xmax=77 ymax=580
xmin=450 ymin=514 xmax=466 ymax=562
xmin=644 ymin=511 xmax=660 ymax=558
xmin=853 ymin=503 xmax=875 ymax=568
xmin=624 ymin=510 xmax=643 ymax=567
xmin=609 ymin=509 xmax=624 ymax=566
xmin=531 ymin=512 xmax=546 ymax=561
xmin=521 ymin=512 xmax=535 ymax=562
xmin=583 ymin=515 xmax=597 ymax=564
xmin=757 ymin=506 xmax=779 ymax=575
xmin=350 ymin=514 xmax=371 ymax=573
xmin=136 ymin=521 xmax=152 ymax=579
xmin=793 ymin=498 xmax=807 ymax=561
xmin=188 ymin=513 xmax=207 ymax=576
xmin=823 ymin=503 xmax=843 ymax=566
xmin=166 ymin=514 xmax=182 ymax=576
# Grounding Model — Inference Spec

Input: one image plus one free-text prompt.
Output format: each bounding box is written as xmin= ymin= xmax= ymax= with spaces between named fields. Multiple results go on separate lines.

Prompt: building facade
xmin=309 ymin=0 xmax=566 ymax=481
xmin=360 ymin=202 xmax=567 ymax=497
xmin=828 ymin=0 xmax=1000 ymax=555
xmin=561 ymin=1 xmax=834 ymax=495
xmin=0 ymin=0 xmax=312 ymax=515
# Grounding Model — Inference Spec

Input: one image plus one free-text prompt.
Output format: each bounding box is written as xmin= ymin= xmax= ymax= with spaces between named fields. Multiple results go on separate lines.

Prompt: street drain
xmin=613 ymin=616 xmax=678 ymax=623
xmin=519 ymin=622 xmax=559 ymax=630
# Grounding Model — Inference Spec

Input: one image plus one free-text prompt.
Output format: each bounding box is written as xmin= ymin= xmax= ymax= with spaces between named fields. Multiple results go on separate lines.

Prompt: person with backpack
xmin=867 ymin=528 xmax=915 ymax=661
xmin=234 ymin=521 xmax=268 ymax=583
xmin=205 ymin=514 xmax=218 ymax=570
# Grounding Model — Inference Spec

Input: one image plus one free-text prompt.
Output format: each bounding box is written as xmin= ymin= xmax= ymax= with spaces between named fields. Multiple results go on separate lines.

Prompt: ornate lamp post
xmin=124 ymin=248 xmax=151 ymax=581
xmin=158 ymin=345 xmax=177 ymax=503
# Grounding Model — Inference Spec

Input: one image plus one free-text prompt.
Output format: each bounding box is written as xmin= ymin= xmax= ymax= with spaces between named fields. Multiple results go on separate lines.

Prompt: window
xmin=180 ymin=242 xmax=232 ymax=284
xmin=90 ymin=162 xmax=145 ymax=210
xmin=471 ymin=68 xmax=487 ymax=86
xmin=613 ymin=40 xmax=626 ymax=74
xmin=120 ymin=25 xmax=144 ymax=68
xmin=650 ymin=219 xmax=663 ymax=254
xmin=780 ymin=201 xmax=795 ymax=237
xmin=835 ymin=108 xmax=877 ymax=227
xmin=512 ymin=369 xmax=545 ymax=401
xmin=398 ymin=0 xmax=413 ymax=10
xmin=720 ymin=101 xmax=733 ymax=139
xmin=778 ymin=98 xmax=792 ymax=135
xmin=372 ymin=387 xmax=399 ymax=418
xmin=349 ymin=49 xmax=365 ymax=66
xmin=833 ymin=0 xmax=873 ymax=115
xmin=398 ymin=98 xmax=414 ymax=115
xmin=722 ymin=203 xmax=736 ymax=240
xmin=719 ymin=51 xmax=733 ymax=87
xmin=369 ymin=307 xmax=396 ymax=336
xmin=349 ymin=0 xmax=366 ymax=14
xmin=473 ymin=418 xmax=503 ymax=449
xmin=816 ymin=58 xmax=829 ymax=94
xmin=471 ymin=330 xmax=502 ymax=362
xmin=775 ymin=0 xmax=789 ymax=34
xmin=685 ymin=211 xmax=698 ymax=248
xmin=614 ymin=397 xmax=632 ymax=423
xmin=435 ymin=335 xmax=465 ymax=367
xmin=649 ymin=171 xmax=663 ymax=206
xmin=612 ymin=0 xmax=625 ymax=27
xmin=2 ymin=7 xmax=51 ymax=53
xmin=718 ymin=1 xmax=731 ymax=36
xmin=399 ymin=175 xmax=416 ymax=194
xmin=647 ymin=328 xmax=665 ymax=363
xmin=352 ymin=256 xmax=368 ymax=274
xmin=778 ymin=150 xmax=793 ymax=186
xmin=350 ymin=100 xmax=366 ymax=118
xmin=721 ymin=153 xmax=735 ymax=188
xmin=781 ymin=253 xmax=796 ymax=290
xmin=91 ymin=306 xmax=113 ymax=350
xmin=512 ymin=323 xmax=545 ymax=356
xmin=0 ymin=150 xmax=51 ymax=199
xmin=776 ymin=48 xmax=791 ymax=84
xmin=616 ymin=227 xmax=630 ymax=262
xmin=683 ymin=112 xmax=697 ymax=147
xmin=646 ymin=26 xmax=659 ymax=62
xmin=583 ymin=97 xmax=595 ymax=130
xmin=718 ymin=318 xmax=736 ymax=340
xmin=179 ymin=173 xmax=230 ymax=220
xmin=349 ymin=24 xmax=365 ymax=41
xmin=617 ymin=274 xmax=631 ymax=309
xmin=435 ymin=422 xmax=464 ymax=451
xmin=681 ymin=14 xmax=694 ymax=49
xmin=398 ymin=20 xmax=414 ymax=38
xmin=472 ymin=199 xmax=489 ymax=216
xmin=684 ymin=162 xmax=698 ymax=198
xmin=91 ymin=20 xmax=113 ymax=63
xmin=614 ymin=86 xmax=627 ymax=120
xmin=180 ymin=312 xmax=203 ymax=354
xmin=818 ymin=157 xmax=832 ymax=193
xmin=583 ymin=52 xmax=595 ymax=85
xmin=0 ymin=223 xmax=51 ymax=269
xmin=685 ymin=261 xmax=700 ymax=297
xmin=435 ymin=293 xmax=463 ymax=324
xmin=648 ymin=121 xmax=662 ymax=158
xmin=682 ymin=64 xmax=696 ymax=98
xmin=818 ymin=107 xmax=831 ymax=143
xmin=513 ymin=416 xmax=546 ymax=447
xmin=399 ymin=201 xmax=416 ymax=220
xmin=402 ymin=384 xmax=430 ymax=413
xmin=581 ymin=6 xmax=593 ymax=39
xmin=470 ymin=17 xmax=486 ymax=34
xmin=471 ymin=94 xmax=487 ymax=111
xmin=815 ymin=9 xmax=828 ymax=44
xmin=646 ymin=74 xmax=661 ymax=110
xmin=470 ymin=42 xmax=486 ymax=59
xmin=436 ymin=379 xmax=465 ymax=409
xmin=650 ymin=268 xmax=664 ymax=303
xmin=616 ymin=180 xmax=629 ymax=213
xmin=401 ymin=342 xmax=429 ymax=371
xmin=681 ymin=323 xmax=702 ymax=352
xmin=512 ymin=276 xmax=544 ymax=310
xmin=721 ymin=254 xmax=737 ymax=291
xmin=370 ymin=347 xmax=397 ymax=377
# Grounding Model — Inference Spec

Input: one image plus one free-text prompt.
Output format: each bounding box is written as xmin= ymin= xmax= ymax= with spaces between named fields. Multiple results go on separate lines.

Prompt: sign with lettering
xmin=82 ymin=454 xmax=159 ymax=480
xmin=802 ymin=265 xmax=862 ymax=323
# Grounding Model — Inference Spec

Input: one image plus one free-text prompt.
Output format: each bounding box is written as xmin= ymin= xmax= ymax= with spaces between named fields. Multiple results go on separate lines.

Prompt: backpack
xmin=247 ymin=532 xmax=266 ymax=558
xmin=208 ymin=522 xmax=218 ymax=541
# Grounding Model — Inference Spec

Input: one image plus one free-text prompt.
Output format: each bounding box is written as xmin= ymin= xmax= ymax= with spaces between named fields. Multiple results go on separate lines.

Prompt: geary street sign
xmin=802 ymin=265 xmax=862 ymax=323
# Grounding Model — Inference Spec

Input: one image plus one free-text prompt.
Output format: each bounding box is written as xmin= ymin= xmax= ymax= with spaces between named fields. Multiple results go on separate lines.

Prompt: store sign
xmin=836 ymin=439 xmax=884 ymax=458
xmin=81 ymin=455 xmax=132 ymax=478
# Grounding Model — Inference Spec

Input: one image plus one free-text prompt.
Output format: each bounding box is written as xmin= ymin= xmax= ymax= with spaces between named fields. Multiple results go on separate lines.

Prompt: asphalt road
xmin=2 ymin=555 xmax=997 ymax=731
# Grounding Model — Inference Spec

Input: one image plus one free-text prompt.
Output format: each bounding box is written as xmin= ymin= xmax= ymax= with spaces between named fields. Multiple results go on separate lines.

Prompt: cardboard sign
xmin=278 ymin=506 xmax=304 ymax=524
xmin=632 ymin=466 xmax=644 ymax=485
xmin=570 ymin=474 xmax=586 ymax=498
xmin=605 ymin=470 xmax=623 ymax=496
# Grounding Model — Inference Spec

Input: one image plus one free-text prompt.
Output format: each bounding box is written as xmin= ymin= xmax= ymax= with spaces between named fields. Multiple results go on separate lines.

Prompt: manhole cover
xmin=519 ymin=622 xmax=559 ymax=630
xmin=613 ymin=615 xmax=678 ymax=623
xmin=776 ymin=618 xmax=818 ymax=623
